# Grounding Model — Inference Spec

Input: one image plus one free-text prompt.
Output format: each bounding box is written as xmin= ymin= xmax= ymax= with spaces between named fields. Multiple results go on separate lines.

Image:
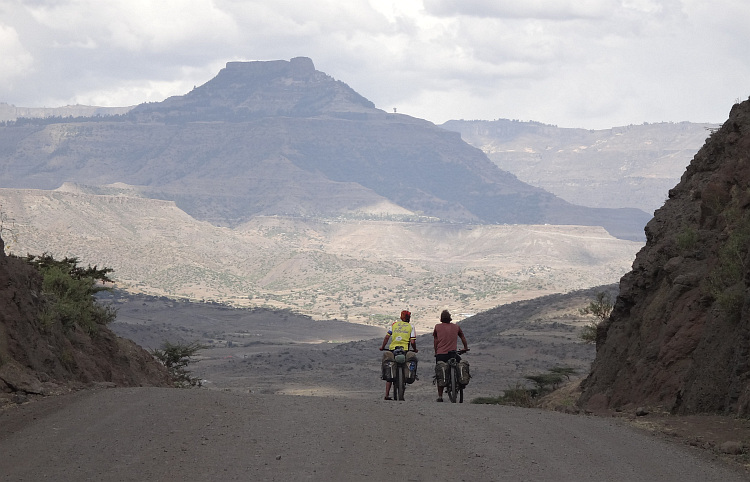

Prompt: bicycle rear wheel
xmin=447 ymin=365 xmax=458 ymax=403
xmin=395 ymin=366 xmax=406 ymax=401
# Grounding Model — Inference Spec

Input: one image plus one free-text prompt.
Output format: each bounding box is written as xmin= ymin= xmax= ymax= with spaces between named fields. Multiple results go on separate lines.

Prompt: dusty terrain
xmin=106 ymin=290 xmax=750 ymax=473
xmin=2 ymin=387 xmax=749 ymax=481
xmin=2 ymin=288 xmax=750 ymax=479
xmin=0 ymin=186 xmax=641 ymax=325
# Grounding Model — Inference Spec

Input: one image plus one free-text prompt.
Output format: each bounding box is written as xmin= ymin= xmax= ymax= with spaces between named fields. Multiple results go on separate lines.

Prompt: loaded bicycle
xmin=436 ymin=348 xmax=470 ymax=403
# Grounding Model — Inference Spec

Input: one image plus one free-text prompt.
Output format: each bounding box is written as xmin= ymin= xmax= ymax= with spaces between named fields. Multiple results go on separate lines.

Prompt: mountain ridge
xmin=443 ymin=118 xmax=718 ymax=214
xmin=0 ymin=57 xmax=649 ymax=241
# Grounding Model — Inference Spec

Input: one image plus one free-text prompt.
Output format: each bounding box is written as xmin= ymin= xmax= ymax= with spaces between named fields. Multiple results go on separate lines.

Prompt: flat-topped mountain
xmin=130 ymin=57 xmax=376 ymax=121
xmin=0 ymin=57 xmax=649 ymax=240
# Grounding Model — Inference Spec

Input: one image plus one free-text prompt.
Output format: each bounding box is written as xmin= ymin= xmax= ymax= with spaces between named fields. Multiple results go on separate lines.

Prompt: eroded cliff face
xmin=579 ymin=98 xmax=750 ymax=415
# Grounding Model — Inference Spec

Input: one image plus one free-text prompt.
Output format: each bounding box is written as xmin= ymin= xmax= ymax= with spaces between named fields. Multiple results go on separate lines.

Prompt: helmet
xmin=400 ymin=310 xmax=411 ymax=322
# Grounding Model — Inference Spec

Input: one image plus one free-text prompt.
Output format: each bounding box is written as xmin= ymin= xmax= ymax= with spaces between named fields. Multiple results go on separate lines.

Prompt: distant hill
xmin=442 ymin=119 xmax=719 ymax=214
xmin=0 ymin=102 xmax=132 ymax=122
xmin=0 ymin=57 xmax=649 ymax=241
xmin=0 ymin=186 xmax=641 ymax=326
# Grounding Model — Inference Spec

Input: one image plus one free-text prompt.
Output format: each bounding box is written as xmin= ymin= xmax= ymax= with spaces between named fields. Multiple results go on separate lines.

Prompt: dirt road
xmin=1 ymin=387 xmax=746 ymax=481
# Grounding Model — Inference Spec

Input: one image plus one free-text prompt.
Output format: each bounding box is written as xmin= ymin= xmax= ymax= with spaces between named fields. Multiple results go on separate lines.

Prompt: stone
xmin=719 ymin=441 xmax=744 ymax=455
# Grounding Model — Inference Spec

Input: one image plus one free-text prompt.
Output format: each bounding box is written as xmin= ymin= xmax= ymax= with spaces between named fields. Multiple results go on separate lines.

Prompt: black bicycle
xmin=445 ymin=349 xmax=469 ymax=403
xmin=389 ymin=347 xmax=417 ymax=401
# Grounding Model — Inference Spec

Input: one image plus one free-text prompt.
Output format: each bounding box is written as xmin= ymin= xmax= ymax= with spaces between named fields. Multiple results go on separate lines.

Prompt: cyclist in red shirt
xmin=432 ymin=309 xmax=468 ymax=402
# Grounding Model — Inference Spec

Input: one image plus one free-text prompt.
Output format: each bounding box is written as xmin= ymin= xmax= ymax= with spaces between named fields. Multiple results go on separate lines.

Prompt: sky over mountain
xmin=1 ymin=0 xmax=748 ymax=129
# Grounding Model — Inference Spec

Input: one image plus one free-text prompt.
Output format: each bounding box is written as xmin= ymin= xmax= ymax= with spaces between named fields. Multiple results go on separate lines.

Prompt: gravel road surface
xmin=1 ymin=387 xmax=746 ymax=481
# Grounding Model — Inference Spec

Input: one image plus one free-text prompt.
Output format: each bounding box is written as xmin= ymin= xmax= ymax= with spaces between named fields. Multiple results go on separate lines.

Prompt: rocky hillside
xmin=578 ymin=98 xmax=750 ymax=415
xmin=0 ymin=57 xmax=649 ymax=240
xmin=0 ymin=236 xmax=171 ymax=403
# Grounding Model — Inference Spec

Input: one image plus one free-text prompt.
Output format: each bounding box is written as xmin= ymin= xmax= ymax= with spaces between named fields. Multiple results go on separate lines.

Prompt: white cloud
xmin=27 ymin=0 xmax=240 ymax=51
xmin=0 ymin=0 xmax=748 ymax=128
xmin=0 ymin=23 xmax=34 ymax=85
xmin=424 ymin=0 xmax=614 ymax=19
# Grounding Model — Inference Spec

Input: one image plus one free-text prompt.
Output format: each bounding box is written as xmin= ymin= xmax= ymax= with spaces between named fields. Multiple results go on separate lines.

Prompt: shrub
xmin=579 ymin=291 xmax=613 ymax=344
xmin=472 ymin=382 xmax=536 ymax=407
xmin=549 ymin=366 xmax=577 ymax=380
xmin=152 ymin=341 xmax=206 ymax=387
xmin=473 ymin=366 xmax=577 ymax=406
xmin=524 ymin=373 xmax=565 ymax=392
xmin=706 ymin=216 xmax=750 ymax=321
xmin=27 ymin=253 xmax=116 ymax=334
xmin=676 ymin=227 xmax=698 ymax=251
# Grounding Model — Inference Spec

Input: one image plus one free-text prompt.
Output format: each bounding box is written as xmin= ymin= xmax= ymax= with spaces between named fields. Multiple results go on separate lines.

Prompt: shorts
xmin=435 ymin=352 xmax=460 ymax=363
xmin=383 ymin=350 xmax=418 ymax=363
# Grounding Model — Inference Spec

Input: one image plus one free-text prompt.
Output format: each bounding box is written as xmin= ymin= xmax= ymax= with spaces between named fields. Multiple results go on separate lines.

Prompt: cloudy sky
xmin=1 ymin=0 xmax=747 ymax=129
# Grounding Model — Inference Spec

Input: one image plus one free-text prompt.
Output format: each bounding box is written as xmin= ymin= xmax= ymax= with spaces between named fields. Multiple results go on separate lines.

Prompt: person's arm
xmin=380 ymin=334 xmax=390 ymax=351
xmin=458 ymin=327 xmax=468 ymax=351
xmin=409 ymin=324 xmax=418 ymax=352
xmin=433 ymin=326 xmax=439 ymax=353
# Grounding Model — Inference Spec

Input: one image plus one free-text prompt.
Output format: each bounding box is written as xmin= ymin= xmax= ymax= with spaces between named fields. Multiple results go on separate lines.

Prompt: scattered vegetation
xmin=676 ymin=226 xmax=698 ymax=252
xmin=151 ymin=341 xmax=206 ymax=387
xmin=472 ymin=382 xmax=536 ymax=407
xmin=578 ymin=291 xmax=613 ymax=344
xmin=472 ymin=366 xmax=576 ymax=407
xmin=706 ymin=204 xmax=750 ymax=322
xmin=26 ymin=253 xmax=116 ymax=335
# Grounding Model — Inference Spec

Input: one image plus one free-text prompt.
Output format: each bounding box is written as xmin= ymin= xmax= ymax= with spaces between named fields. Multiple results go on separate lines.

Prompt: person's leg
xmin=435 ymin=356 xmax=447 ymax=401
xmin=382 ymin=351 xmax=395 ymax=399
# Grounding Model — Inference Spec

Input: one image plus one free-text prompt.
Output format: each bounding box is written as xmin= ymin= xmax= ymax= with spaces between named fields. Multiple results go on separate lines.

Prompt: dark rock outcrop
xmin=579 ymin=98 xmax=750 ymax=415
xmin=0 ymin=238 xmax=171 ymax=400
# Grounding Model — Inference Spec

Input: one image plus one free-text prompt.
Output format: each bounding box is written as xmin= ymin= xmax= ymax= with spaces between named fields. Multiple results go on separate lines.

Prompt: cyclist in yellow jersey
xmin=379 ymin=310 xmax=418 ymax=400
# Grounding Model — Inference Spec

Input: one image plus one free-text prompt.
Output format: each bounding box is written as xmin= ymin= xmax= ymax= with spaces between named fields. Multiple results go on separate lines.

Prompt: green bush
xmin=676 ymin=227 xmax=698 ymax=251
xmin=473 ymin=366 xmax=577 ymax=406
xmin=579 ymin=291 xmax=613 ymax=344
xmin=524 ymin=373 xmax=565 ymax=392
xmin=27 ymin=253 xmax=116 ymax=334
xmin=707 ymin=217 xmax=750 ymax=321
xmin=152 ymin=341 xmax=206 ymax=387
xmin=472 ymin=382 xmax=536 ymax=407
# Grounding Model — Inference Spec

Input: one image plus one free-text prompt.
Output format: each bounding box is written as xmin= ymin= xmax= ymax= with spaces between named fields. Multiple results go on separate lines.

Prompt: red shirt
xmin=433 ymin=322 xmax=463 ymax=355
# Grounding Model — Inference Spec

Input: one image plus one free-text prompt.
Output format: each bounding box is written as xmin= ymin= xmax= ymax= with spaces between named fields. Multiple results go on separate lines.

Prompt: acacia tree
xmin=579 ymin=291 xmax=613 ymax=344
xmin=152 ymin=341 xmax=206 ymax=387
xmin=26 ymin=253 xmax=117 ymax=334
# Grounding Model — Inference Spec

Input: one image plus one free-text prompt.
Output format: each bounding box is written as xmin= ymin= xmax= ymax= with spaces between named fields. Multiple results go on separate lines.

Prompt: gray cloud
xmin=0 ymin=0 xmax=748 ymax=128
